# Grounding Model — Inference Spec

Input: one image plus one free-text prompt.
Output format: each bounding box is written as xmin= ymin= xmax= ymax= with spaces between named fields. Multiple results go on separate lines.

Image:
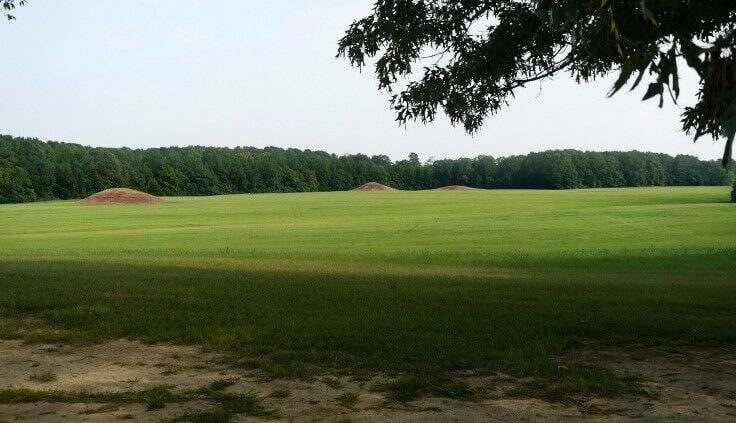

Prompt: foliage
xmin=338 ymin=1 xmax=736 ymax=165
xmin=1 ymin=0 xmax=25 ymax=20
xmin=0 ymin=165 xmax=36 ymax=203
xmin=0 ymin=135 xmax=730 ymax=203
xmin=0 ymin=187 xmax=734 ymax=399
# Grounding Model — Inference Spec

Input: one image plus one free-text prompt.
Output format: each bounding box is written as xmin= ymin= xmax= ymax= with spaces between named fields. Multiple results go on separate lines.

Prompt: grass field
xmin=1 ymin=187 xmax=734 ymax=400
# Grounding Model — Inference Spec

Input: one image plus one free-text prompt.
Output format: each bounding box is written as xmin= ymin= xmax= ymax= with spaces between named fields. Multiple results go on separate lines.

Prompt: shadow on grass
xmin=0 ymin=257 xmax=734 ymax=401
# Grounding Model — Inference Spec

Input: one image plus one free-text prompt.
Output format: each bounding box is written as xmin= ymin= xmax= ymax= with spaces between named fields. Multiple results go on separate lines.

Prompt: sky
xmin=0 ymin=0 xmax=727 ymax=161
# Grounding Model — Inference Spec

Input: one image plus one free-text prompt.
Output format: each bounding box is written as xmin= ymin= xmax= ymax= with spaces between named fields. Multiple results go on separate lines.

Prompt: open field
xmin=1 ymin=187 xmax=735 ymax=420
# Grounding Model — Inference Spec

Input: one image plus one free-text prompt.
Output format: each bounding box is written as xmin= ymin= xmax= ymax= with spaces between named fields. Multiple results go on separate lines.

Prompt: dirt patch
xmin=0 ymin=340 xmax=734 ymax=422
xmin=436 ymin=185 xmax=475 ymax=191
xmin=556 ymin=343 xmax=736 ymax=421
xmin=79 ymin=188 xmax=162 ymax=204
xmin=353 ymin=182 xmax=396 ymax=191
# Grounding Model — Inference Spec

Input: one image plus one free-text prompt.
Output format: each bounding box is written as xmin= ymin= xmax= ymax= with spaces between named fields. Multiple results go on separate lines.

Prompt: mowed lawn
xmin=1 ymin=187 xmax=734 ymax=396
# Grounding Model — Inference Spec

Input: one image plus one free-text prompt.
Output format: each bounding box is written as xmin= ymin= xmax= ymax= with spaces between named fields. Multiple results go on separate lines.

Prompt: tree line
xmin=0 ymin=135 xmax=732 ymax=204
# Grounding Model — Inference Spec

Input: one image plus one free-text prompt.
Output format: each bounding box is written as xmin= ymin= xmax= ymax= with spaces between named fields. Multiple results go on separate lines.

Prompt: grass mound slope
xmin=80 ymin=188 xmax=162 ymax=204
xmin=353 ymin=182 xmax=395 ymax=191
xmin=437 ymin=185 xmax=475 ymax=191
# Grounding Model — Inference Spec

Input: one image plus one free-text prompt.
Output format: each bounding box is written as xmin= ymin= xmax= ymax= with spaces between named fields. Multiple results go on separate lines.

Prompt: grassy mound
xmin=353 ymin=182 xmax=395 ymax=191
xmin=436 ymin=185 xmax=475 ymax=191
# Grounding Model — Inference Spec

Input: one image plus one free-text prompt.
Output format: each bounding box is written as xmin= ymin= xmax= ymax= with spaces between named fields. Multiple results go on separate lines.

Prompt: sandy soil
xmin=0 ymin=339 xmax=734 ymax=422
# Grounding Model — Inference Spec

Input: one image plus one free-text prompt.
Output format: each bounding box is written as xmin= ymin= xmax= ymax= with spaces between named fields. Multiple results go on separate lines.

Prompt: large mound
xmin=437 ymin=185 xmax=475 ymax=191
xmin=353 ymin=182 xmax=396 ymax=191
xmin=80 ymin=188 xmax=162 ymax=204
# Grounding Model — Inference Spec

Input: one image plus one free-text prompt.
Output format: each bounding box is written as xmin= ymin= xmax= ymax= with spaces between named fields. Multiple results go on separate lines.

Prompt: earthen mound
xmin=437 ymin=185 xmax=475 ymax=191
xmin=353 ymin=182 xmax=396 ymax=191
xmin=80 ymin=188 xmax=162 ymax=204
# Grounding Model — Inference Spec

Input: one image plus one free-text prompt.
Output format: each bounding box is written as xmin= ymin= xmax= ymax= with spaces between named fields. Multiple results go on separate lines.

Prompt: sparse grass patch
xmin=336 ymin=392 xmax=359 ymax=408
xmin=164 ymin=410 xmax=233 ymax=423
xmin=193 ymin=381 xmax=271 ymax=418
xmin=506 ymin=367 xmax=653 ymax=404
xmin=213 ymin=392 xmax=266 ymax=415
xmin=269 ymin=389 xmax=289 ymax=399
xmin=322 ymin=377 xmax=343 ymax=389
xmin=373 ymin=375 xmax=475 ymax=402
xmin=141 ymin=384 xmax=176 ymax=410
xmin=233 ymin=358 xmax=260 ymax=370
xmin=255 ymin=356 xmax=322 ymax=379
xmin=373 ymin=377 xmax=424 ymax=402
xmin=433 ymin=380 xmax=475 ymax=400
xmin=0 ymin=381 xmax=272 ymax=421
xmin=197 ymin=379 xmax=236 ymax=394
xmin=29 ymin=369 xmax=56 ymax=383
xmin=79 ymin=403 xmax=119 ymax=414
xmin=0 ymin=384 xmax=178 ymax=406
xmin=161 ymin=367 xmax=179 ymax=376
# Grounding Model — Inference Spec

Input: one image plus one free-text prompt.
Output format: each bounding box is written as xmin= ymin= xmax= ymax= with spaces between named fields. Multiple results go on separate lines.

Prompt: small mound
xmin=437 ymin=185 xmax=475 ymax=191
xmin=353 ymin=182 xmax=396 ymax=191
xmin=80 ymin=188 xmax=162 ymax=204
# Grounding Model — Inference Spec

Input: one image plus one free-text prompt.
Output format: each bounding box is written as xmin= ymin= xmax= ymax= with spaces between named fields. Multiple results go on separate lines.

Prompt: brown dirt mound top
xmin=437 ymin=185 xmax=475 ymax=191
xmin=353 ymin=182 xmax=396 ymax=191
xmin=80 ymin=188 xmax=162 ymax=204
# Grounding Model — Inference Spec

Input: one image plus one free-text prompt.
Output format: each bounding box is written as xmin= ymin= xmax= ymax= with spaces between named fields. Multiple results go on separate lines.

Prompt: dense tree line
xmin=0 ymin=135 xmax=732 ymax=204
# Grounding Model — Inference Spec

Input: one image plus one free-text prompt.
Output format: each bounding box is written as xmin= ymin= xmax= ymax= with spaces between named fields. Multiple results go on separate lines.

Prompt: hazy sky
xmin=0 ymin=0 xmax=726 ymax=161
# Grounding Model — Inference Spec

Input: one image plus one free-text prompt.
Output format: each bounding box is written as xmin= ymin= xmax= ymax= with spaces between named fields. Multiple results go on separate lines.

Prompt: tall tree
xmin=338 ymin=1 xmax=736 ymax=166
xmin=0 ymin=135 xmax=729 ymax=203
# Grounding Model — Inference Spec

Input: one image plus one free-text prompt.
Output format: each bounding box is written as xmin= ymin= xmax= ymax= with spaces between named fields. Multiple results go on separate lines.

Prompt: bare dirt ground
xmin=80 ymin=188 xmax=162 ymax=204
xmin=1 ymin=339 xmax=734 ymax=422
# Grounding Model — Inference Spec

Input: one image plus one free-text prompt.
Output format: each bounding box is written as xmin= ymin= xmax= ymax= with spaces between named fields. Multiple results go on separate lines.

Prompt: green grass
xmin=0 ymin=187 xmax=734 ymax=399
xmin=0 ymin=383 xmax=271 ymax=420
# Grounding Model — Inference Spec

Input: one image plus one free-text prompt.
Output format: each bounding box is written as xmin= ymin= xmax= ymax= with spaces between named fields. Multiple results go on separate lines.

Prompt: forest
xmin=0 ymin=134 xmax=732 ymax=203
